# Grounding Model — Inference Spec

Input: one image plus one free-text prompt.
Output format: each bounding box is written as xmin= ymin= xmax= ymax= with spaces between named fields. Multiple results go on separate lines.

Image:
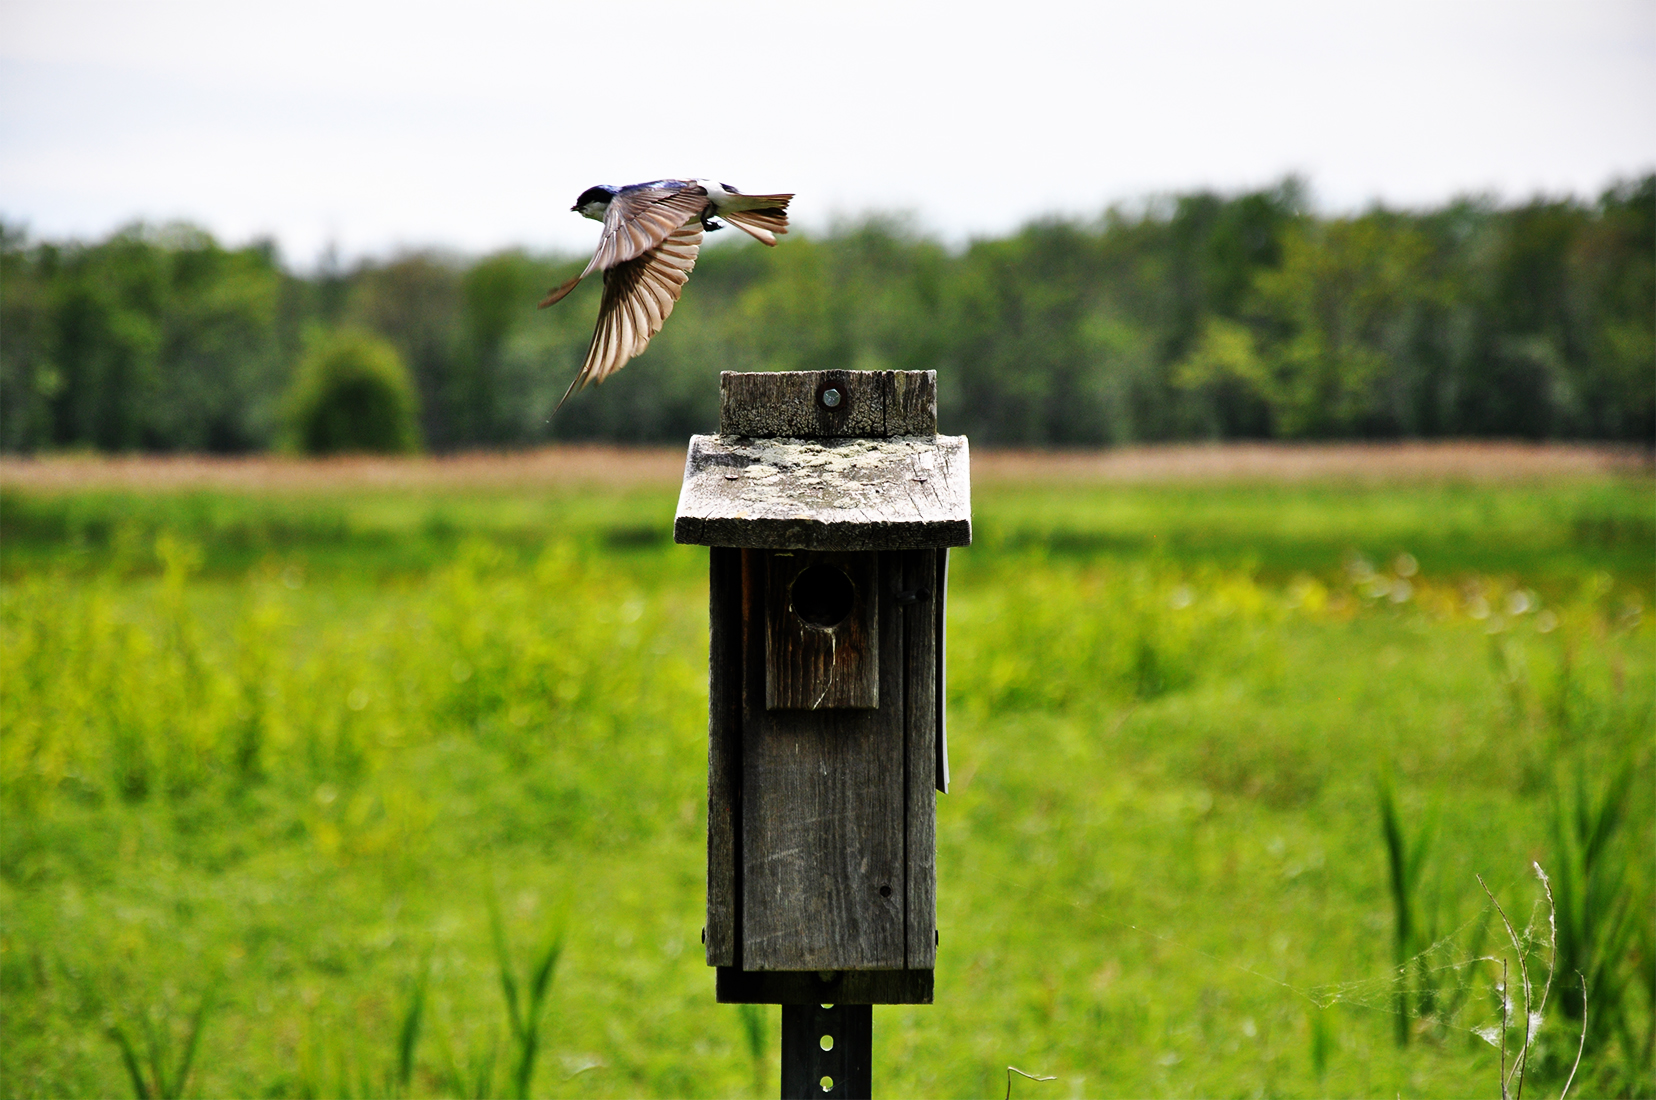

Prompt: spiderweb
xmin=997 ymin=861 xmax=1568 ymax=1051
xmin=1304 ymin=866 xmax=1564 ymax=1053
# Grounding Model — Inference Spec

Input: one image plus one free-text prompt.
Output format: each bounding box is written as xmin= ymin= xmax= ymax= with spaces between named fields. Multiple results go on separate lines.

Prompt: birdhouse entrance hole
xmin=766 ymin=551 xmax=878 ymax=710
xmin=791 ymin=563 xmax=855 ymax=629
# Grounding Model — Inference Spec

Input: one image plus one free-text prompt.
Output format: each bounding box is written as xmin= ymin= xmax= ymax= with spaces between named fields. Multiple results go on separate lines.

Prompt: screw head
xmin=820 ymin=387 xmax=842 ymax=409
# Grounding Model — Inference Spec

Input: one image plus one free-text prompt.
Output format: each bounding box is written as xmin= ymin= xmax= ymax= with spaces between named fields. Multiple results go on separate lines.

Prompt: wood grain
xmin=674 ymin=434 xmax=971 ymax=551
xmin=719 ymin=370 xmax=936 ymax=438
xmin=765 ymin=551 xmax=878 ymax=710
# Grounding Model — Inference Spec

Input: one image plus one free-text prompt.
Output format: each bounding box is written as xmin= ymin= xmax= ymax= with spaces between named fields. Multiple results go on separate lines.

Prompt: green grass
xmin=1 ymin=474 xmax=1652 ymax=1097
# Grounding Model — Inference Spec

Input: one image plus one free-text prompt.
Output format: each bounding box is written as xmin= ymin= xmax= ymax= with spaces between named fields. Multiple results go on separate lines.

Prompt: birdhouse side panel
xmin=705 ymin=547 xmax=743 ymax=968
xmin=900 ymin=548 xmax=939 ymax=970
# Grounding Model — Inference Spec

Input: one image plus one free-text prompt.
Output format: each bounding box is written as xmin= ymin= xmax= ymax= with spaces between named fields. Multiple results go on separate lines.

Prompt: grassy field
xmin=1 ymin=449 xmax=1652 ymax=1098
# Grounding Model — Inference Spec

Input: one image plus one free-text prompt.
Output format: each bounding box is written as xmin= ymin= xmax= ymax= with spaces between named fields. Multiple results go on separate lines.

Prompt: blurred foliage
xmin=3 ymin=175 xmax=1651 ymax=452
xmin=282 ymin=329 xmax=423 ymax=455
xmin=0 ymin=223 xmax=285 ymax=452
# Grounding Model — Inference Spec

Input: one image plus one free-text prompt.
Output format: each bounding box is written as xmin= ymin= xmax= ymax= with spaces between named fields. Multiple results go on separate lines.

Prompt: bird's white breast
xmin=696 ymin=179 xmax=733 ymax=211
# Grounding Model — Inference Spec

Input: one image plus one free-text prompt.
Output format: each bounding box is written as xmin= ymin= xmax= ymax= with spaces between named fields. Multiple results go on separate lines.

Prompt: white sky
xmin=2 ymin=0 xmax=1652 ymax=267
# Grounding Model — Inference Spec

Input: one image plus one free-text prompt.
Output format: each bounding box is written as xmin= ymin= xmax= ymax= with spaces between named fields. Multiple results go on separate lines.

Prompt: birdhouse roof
xmin=673 ymin=371 xmax=972 ymax=551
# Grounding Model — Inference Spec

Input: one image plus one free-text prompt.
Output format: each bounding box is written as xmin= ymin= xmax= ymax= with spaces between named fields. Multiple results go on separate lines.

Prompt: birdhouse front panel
xmin=743 ymin=547 xmax=906 ymax=970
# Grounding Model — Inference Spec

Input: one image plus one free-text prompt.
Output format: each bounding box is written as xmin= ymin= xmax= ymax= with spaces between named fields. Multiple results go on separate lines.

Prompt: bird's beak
xmin=569 ymin=204 xmax=579 ymax=212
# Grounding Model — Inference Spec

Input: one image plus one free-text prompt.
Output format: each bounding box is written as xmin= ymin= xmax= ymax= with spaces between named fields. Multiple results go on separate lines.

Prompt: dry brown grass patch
xmin=0 ymin=441 xmax=1646 ymax=495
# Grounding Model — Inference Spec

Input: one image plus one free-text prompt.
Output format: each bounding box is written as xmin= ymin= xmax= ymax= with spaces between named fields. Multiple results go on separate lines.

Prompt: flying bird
xmin=540 ymin=179 xmax=793 ymax=411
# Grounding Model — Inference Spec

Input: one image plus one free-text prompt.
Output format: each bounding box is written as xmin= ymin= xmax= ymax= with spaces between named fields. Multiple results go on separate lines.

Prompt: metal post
xmin=780 ymin=1003 xmax=871 ymax=1100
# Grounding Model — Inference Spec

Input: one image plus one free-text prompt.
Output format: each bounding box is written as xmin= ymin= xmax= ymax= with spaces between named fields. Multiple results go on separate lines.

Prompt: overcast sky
xmin=2 ymin=0 xmax=1652 ymax=267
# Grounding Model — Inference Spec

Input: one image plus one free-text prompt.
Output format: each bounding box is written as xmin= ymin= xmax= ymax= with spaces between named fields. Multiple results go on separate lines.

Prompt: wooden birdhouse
xmin=674 ymin=369 xmax=971 ymax=1025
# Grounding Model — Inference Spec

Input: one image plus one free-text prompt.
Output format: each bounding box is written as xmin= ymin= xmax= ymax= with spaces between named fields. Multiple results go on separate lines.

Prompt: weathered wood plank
xmin=720 ymin=370 xmax=936 ymax=438
xmin=765 ymin=551 xmax=878 ymax=710
xmin=674 ymin=434 xmax=971 ymax=551
xmin=741 ymin=551 xmax=907 ymax=971
xmin=901 ymin=549 xmax=938 ymax=970
xmin=705 ymin=547 xmax=742 ymax=967
xmin=886 ymin=370 xmax=936 ymax=437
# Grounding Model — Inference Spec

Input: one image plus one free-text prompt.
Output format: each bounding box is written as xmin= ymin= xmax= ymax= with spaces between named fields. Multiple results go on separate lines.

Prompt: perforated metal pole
xmin=780 ymin=1003 xmax=871 ymax=1100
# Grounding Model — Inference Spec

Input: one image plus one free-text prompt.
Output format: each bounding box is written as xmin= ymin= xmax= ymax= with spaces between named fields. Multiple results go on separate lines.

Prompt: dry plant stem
xmin=1559 ymin=973 xmax=1587 ymax=1100
xmin=1500 ymin=957 xmax=1511 ymax=1100
xmin=1005 ymin=1065 xmax=1057 ymax=1100
xmin=1531 ymin=862 xmax=1557 ymax=1022
xmin=1479 ymin=874 xmax=1533 ymax=1100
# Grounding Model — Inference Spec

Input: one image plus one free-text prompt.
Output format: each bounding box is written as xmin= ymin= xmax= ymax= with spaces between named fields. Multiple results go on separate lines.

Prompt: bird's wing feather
xmin=537 ymin=272 xmax=583 ymax=309
xmin=555 ymin=220 xmax=704 ymax=411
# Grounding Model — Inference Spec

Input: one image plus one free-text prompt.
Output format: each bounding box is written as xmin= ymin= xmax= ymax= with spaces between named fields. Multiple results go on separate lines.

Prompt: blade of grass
xmin=107 ymin=1023 xmax=151 ymax=1100
xmin=485 ymin=886 xmax=565 ymax=1100
xmin=397 ymin=959 xmax=429 ymax=1094
xmin=512 ymin=918 xmax=565 ymax=1100
xmin=486 ymin=888 xmax=525 ymax=1046
xmin=167 ymin=982 xmax=216 ymax=1100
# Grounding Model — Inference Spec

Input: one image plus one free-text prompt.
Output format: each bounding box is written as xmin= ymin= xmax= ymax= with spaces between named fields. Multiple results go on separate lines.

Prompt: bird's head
xmin=572 ymin=185 xmax=617 ymax=221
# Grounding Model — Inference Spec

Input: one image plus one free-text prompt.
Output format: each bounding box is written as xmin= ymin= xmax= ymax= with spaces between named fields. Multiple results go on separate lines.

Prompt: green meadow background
xmin=1 ymin=464 xmax=1652 ymax=1097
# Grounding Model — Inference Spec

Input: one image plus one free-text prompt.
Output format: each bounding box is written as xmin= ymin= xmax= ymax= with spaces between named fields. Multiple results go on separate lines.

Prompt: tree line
xmin=2 ymin=176 xmax=1650 ymax=453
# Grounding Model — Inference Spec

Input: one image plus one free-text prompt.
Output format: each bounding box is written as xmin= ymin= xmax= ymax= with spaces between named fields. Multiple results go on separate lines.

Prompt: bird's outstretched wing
xmin=538 ymin=183 xmax=708 ymax=309
xmin=554 ymin=220 xmax=704 ymax=411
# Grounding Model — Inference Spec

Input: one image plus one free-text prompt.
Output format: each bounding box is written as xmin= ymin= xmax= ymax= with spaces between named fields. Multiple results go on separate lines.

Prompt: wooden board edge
xmin=705 ymin=546 xmax=741 ymax=967
xmin=716 ymin=968 xmax=934 ymax=1005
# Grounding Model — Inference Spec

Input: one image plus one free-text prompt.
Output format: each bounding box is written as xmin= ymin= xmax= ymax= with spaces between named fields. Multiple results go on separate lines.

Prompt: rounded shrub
xmin=283 ymin=329 xmax=422 ymax=454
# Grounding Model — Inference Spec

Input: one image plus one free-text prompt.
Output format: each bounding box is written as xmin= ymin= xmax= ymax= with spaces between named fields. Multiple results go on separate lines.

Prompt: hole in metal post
xmin=820 ymin=1076 xmax=834 ymax=1093
xmin=791 ymin=565 xmax=855 ymax=629
xmin=820 ymin=1034 xmax=834 ymax=1051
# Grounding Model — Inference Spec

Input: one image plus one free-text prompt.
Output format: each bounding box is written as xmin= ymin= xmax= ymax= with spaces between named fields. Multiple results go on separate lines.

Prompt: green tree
xmin=343 ymin=253 xmax=462 ymax=448
xmin=282 ymin=329 xmax=423 ymax=454
xmin=1245 ymin=213 xmax=1438 ymax=437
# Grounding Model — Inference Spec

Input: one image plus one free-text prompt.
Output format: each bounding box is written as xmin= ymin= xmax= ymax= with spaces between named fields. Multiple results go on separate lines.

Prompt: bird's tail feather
xmin=720 ymin=192 xmax=793 ymax=213
xmin=722 ymin=206 xmax=790 ymax=247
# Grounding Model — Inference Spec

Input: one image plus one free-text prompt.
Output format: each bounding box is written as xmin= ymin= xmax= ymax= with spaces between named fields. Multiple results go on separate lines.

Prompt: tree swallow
xmin=540 ymin=179 xmax=793 ymax=411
